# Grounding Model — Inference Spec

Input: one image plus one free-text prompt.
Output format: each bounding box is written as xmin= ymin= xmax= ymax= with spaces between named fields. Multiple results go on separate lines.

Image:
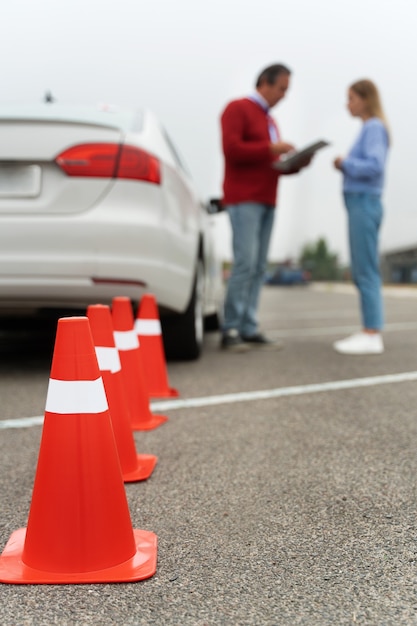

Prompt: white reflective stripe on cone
xmin=134 ymin=319 xmax=162 ymax=336
xmin=113 ymin=330 xmax=140 ymax=350
xmin=45 ymin=378 xmax=109 ymax=414
xmin=95 ymin=346 xmax=121 ymax=373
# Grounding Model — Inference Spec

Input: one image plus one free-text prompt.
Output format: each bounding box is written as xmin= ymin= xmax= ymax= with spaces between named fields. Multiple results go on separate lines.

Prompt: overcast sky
xmin=2 ymin=0 xmax=416 ymax=263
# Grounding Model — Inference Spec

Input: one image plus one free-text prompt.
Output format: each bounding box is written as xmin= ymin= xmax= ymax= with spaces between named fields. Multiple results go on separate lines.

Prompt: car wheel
xmin=162 ymin=259 xmax=205 ymax=361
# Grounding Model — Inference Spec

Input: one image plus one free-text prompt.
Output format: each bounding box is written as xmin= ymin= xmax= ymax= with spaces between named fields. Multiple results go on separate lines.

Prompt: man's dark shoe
xmin=241 ymin=333 xmax=283 ymax=350
xmin=221 ymin=329 xmax=251 ymax=352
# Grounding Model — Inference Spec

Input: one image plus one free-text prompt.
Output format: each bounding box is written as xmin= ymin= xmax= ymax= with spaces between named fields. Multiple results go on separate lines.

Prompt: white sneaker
xmin=333 ymin=332 xmax=384 ymax=355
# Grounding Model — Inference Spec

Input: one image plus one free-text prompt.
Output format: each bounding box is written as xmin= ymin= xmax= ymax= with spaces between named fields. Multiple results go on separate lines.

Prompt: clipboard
xmin=273 ymin=140 xmax=330 ymax=172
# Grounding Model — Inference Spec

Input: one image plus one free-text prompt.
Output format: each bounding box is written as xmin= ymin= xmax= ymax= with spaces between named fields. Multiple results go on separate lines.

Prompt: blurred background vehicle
xmin=265 ymin=264 xmax=311 ymax=286
xmin=0 ymin=103 xmax=223 ymax=360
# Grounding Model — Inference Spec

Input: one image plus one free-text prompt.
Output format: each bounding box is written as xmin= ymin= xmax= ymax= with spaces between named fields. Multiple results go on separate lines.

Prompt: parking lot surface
xmin=0 ymin=284 xmax=417 ymax=625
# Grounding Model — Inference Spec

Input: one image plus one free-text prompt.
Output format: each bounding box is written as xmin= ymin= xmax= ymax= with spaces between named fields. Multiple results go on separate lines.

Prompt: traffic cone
xmin=0 ymin=317 xmax=157 ymax=584
xmin=112 ymin=297 xmax=168 ymax=431
xmin=87 ymin=304 xmax=157 ymax=482
xmin=135 ymin=294 xmax=179 ymax=399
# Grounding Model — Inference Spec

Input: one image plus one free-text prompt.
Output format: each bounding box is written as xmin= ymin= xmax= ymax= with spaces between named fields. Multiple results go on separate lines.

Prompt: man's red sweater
xmin=221 ymin=97 xmax=281 ymax=206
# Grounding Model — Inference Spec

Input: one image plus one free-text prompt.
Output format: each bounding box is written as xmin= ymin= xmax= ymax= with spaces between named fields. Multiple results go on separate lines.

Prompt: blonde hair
xmin=350 ymin=79 xmax=390 ymax=142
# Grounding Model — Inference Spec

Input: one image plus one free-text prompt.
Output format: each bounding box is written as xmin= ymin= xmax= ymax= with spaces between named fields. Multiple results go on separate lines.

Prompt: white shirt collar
xmin=249 ymin=91 xmax=270 ymax=112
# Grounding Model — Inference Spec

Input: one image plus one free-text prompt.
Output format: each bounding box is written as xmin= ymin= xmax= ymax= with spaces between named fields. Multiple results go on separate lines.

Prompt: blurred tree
xmin=299 ymin=237 xmax=342 ymax=281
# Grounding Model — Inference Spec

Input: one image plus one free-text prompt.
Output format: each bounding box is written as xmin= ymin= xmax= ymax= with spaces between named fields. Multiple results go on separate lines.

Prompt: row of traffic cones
xmin=111 ymin=297 xmax=169 ymax=431
xmin=0 ymin=294 xmax=177 ymax=584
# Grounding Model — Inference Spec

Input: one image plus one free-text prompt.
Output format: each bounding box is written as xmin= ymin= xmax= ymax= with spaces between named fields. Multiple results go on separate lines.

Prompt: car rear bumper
xmin=0 ymin=184 xmax=196 ymax=313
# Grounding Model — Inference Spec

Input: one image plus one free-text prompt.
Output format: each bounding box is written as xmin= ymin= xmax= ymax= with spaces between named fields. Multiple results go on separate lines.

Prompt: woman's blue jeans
xmin=223 ymin=202 xmax=275 ymax=337
xmin=344 ymin=192 xmax=384 ymax=330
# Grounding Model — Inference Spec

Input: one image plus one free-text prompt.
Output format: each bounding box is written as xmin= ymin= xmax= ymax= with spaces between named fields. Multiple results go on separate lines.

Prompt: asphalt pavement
xmin=0 ymin=284 xmax=417 ymax=625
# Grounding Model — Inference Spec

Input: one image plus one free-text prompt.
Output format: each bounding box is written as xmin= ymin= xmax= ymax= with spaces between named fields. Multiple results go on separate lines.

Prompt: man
xmin=220 ymin=63 xmax=311 ymax=351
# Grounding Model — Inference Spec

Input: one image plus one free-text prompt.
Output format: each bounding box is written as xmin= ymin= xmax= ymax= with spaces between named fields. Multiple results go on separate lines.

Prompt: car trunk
xmin=0 ymin=117 xmax=123 ymax=215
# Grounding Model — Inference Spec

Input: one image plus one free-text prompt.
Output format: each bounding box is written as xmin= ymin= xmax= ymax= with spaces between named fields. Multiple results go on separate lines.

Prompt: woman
xmin=333 ymin=79 xmax=390 ymax=355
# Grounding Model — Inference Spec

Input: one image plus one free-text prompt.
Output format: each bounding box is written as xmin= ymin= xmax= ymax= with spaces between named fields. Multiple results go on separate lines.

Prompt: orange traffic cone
xmin=135 ymin=294 xmax=179 ymax=399
xmin=87 ymin=304 xmax=157 ymax=482
xmin=112 ymin=297 xmax=168 ymax=431
xmin=0 ymin=317 xmax=157 ymax=584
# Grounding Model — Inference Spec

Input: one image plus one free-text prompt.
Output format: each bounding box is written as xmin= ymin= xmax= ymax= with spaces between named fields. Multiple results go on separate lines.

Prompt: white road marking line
xmin=2 ymin=370 xmax=417 ymax=429
xmin=151 ymin=371 xmax=417 ymax=411
xmin=0 ymin=416 xmax=44 ymax=429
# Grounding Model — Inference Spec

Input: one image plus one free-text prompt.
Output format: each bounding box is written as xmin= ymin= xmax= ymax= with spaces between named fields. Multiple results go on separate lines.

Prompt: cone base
xmin=149 ymin=387 xmax=179 ymax=400
xmin=0 ymin=528 xmax=157 ymax=584
xmin=131 ymin=413 xmax=168 ymax=431
xmin=123 ymin=454 xmax=158 ymax=483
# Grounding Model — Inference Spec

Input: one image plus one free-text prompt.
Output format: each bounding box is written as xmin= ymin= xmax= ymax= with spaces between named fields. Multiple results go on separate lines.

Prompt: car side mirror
xmin=206 ymin=198 xmax=224 ymax=214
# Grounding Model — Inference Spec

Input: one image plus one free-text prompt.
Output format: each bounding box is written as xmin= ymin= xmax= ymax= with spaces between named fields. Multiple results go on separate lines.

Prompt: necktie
xmin=267 ymin=115 xmax=279 ymax=143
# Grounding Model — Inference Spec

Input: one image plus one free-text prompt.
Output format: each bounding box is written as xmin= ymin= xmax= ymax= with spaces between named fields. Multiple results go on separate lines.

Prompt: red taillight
xmin=56 ymin=143 xmax=119 ymax=178
xmin=55 ymin=143 xmax=161 ymax=184
xmin=117 ymin=145 xmax=161 ymax=184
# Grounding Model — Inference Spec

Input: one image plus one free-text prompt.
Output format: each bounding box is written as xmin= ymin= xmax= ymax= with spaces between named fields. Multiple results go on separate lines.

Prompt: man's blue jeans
xmin=344 ymin=192 xmax=384 ymax=330
xmin=223 ymin=202 xmax=275 ymax=337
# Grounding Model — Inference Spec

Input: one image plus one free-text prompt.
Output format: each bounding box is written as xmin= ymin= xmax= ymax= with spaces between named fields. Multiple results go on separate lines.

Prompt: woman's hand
xmin=334 ymin=157 xmax=344 ymax=170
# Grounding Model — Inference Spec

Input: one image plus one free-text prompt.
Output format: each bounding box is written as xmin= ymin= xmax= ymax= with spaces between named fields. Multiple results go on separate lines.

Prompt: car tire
xmin=162 ymin=259 xmax=205 ymax=361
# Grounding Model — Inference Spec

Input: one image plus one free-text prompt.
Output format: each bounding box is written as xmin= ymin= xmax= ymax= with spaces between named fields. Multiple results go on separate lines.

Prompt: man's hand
xmin=270 ymin=141 xmax=295 ymax=157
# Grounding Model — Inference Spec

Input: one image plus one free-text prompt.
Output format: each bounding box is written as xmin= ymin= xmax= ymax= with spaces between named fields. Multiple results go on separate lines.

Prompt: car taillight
xmin=117 ymin=145 xmax=160 ymax=183
xmin=55 ymin=144 xmax=119 ymax=178
xmin=55 ymin=143 xmax=161 ymax=184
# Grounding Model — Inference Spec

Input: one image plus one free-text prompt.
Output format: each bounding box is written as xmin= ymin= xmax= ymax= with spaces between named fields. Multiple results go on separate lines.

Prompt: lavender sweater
xmin=342 ymin=118 xmax=389 ymax=194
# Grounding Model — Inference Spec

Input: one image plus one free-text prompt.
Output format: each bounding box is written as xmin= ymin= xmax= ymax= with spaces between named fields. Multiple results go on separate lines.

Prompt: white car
xmin=0 ymin=103 xmax=223 ymax=359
